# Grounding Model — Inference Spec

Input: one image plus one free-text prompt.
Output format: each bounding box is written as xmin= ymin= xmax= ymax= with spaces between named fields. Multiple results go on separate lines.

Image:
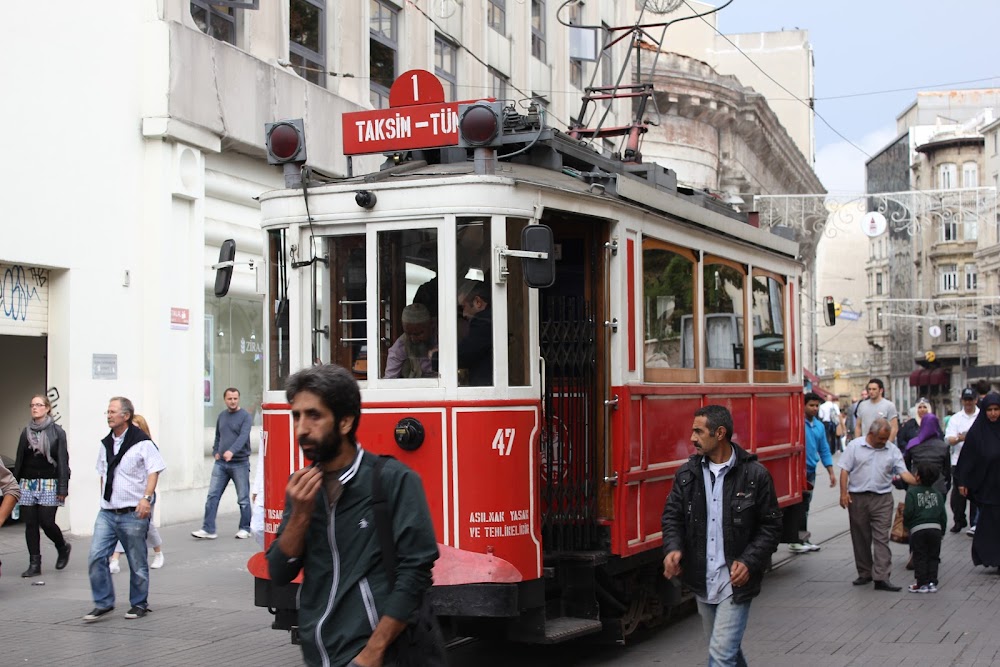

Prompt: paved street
xmin=2 ymin=474 xmax=998 ymax=666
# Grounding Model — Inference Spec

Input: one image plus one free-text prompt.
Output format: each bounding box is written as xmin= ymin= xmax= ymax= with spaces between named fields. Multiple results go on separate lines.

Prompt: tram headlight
xmin=457 ymin=101 xmax=504 ymax=148
xmin=265 ymin=119 xmax=307 ymax=165
xmin=355 ymin=190 xmax=378 ymax=209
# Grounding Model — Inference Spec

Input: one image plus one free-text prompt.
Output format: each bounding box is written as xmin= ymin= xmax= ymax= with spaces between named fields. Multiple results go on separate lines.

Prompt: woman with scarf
xmin=955 ymin=392 xmax=1000 ymax=571
xmin=903 ymin=413 xmax=951 ymax=496
xmin=897 ymin=398 xmax=941 ymax=446
xmin=13 ymin=394 xmax=71 ymax=577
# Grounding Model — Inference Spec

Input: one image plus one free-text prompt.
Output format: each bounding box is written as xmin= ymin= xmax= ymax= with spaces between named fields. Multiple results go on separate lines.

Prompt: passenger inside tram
xmin=383 ymin=303 xmax=438 ymax=379
xmin=457 ymin=279 xmax=492 ymax=386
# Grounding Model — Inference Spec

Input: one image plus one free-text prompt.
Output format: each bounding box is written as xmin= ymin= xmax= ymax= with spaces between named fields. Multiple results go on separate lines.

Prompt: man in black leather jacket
xmin=662 ymin=405 xmax=782 ymax=666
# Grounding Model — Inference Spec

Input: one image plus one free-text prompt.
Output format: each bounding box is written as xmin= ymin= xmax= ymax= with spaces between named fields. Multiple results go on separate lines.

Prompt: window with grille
xmin=191 ymin=1 xmax=236 ymax=45
xmin=370 ymin=0 xmax=398 ymax=109
xmin=290 ymin=0 xmax=325 ymax=86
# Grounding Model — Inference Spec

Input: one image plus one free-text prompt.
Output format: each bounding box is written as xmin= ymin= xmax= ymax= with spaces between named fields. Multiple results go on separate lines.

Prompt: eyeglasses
xmin=29 ymin=403 xmax=46 ymax=408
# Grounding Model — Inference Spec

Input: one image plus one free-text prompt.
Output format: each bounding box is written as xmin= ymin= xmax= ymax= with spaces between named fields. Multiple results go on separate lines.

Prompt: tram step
xmin=540 ymin=617 xmax=604 ymax=644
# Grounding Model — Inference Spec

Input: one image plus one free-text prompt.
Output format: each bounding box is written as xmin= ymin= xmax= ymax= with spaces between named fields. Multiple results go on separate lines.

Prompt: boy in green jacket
xmin=903 ymin=463 xmax=947 ymax=593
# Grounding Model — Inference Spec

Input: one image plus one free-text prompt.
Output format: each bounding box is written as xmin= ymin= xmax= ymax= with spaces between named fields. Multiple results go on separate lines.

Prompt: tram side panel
xmin=610 ymin=386 xmax=805 ymax=558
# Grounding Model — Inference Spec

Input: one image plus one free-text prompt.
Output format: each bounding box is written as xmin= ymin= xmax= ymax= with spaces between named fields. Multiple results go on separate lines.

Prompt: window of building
xmin=940 ymin=264 xmax=958 ymax=292
xmin=945 ymin=322 xmax=958 ymax=342
xmin=876 ymin=307 xmax=883 ymax=330
xmin=488 ymin=0 xmax=505 ymax=34
xmin=968 ymin=327 xmax=979 ymax=342
xmin=938 ymin=163 xmax=957 ymax=189
xmin=489 ymin=68 xmax=508 ymax=101
xmin=205 ymin=294 xmax=264 ymax=432
xmin=370 ymin=0 xmax=398 ymax=109
xmin=642 ymin=239 xmax=697 ymax=381
xmin=289 ymin=0 xmax=325 ymax=86
xmin=531 ymin=0 xmax=546 ymax=61
xmin=962 ymin=161 xmax=979 ymax=188
xmin=568 ymin=3 xmax=584 ymax=89
xmin=190 ymin=1 xmax=236 ymax=45
xmin=964 ymin=211 xmax=978 ymax=241
xmin=942 ymin=218 xmax=958 ymax=242
xmin=434 ymin=34 xmax=458 ymax=102
xmin=876 ymin=272 xmax=883 ymax=295
xmin=966 ymin=263 xmax=978 ymax=291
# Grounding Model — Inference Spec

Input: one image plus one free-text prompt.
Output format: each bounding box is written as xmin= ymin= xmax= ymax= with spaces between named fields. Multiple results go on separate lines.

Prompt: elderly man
xmin=839 ymin=418 xmax=916 ymax=592
xmin=384 ymin=303 xmax=437 ymax=378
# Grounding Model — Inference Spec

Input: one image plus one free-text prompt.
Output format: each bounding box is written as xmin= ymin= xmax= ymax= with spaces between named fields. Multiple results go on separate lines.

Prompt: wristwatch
xmin=142 ymin=495 xmax=154 ymax=503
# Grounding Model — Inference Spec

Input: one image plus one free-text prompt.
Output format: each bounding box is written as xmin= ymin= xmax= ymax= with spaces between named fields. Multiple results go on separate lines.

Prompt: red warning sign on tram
xmin=342 ymin=69 xmax=491 ymax=155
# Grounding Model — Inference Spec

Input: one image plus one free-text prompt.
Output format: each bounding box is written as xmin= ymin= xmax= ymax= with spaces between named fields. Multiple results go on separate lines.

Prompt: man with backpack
xmin=267 ymin=364 xmax=439 ymax=667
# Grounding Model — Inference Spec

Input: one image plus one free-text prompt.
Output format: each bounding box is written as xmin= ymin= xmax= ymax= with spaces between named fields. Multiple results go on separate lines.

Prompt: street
xmin=1 ymin=476 xmax=998 ymax=666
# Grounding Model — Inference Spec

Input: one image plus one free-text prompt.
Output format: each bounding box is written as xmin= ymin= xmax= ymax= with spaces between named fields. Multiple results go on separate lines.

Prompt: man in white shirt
xmin=945 ymin=387 xmax=979 ymax=534
xmin=818 ymin=394 xmax=842 ymax=453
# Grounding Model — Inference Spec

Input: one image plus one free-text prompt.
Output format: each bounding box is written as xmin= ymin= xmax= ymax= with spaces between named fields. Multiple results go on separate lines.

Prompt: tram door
xmin=538 ymin=214 xmax=608 ymax=553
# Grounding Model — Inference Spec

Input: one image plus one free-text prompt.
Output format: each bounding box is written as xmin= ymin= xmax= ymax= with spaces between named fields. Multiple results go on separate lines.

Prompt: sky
xmin=714 ymin=0 xmax=1000 ymax=195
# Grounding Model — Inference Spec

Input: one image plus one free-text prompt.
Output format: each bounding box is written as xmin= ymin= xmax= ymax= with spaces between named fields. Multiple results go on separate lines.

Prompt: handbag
xmin=890 ymin=501 xmax=909 ymax=544
xmin=371 ymin=456 xmax=448 ymax=667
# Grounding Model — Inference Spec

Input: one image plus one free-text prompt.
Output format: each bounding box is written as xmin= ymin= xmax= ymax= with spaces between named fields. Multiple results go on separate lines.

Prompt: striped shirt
xmin=96 ymin=430 xmax=166 ymax=510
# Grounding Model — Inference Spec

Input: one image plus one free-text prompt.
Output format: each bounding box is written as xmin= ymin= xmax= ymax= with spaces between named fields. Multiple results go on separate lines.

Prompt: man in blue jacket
xmin=662 ymin=405 xmax=782 ymax=667
xmin=192 ymin=387 xmax=253 ymax=540
xmin=790 ymin=393 xmax=836 ymax=553
xmin=268 ymin=364 xmax=438 ymax=667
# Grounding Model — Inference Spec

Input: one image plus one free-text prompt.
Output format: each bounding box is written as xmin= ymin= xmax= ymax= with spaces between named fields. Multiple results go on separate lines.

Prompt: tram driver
xmin=384 ymin=303 xmax=438 ymax=379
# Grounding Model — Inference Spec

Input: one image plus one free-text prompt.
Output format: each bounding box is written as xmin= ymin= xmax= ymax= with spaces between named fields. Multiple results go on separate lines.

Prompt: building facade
xmin=0 ymin=0 xmax=632 ymax=533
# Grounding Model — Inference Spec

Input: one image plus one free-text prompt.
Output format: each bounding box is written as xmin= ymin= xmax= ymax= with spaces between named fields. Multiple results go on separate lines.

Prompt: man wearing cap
xmin=946 ymin=388 xmax=980 ymax=533
xmin=384 ymin=303 xmax=437 ymax=379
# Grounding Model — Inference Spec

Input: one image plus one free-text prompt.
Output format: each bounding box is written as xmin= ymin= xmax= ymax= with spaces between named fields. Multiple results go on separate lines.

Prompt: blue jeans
xmin=202 ymin=459 xmax=251 ymax=533
xmin=698 ymin=595 xmax=752 ymax=667
xmin=88 ymin=509 xmax=150 ymax=609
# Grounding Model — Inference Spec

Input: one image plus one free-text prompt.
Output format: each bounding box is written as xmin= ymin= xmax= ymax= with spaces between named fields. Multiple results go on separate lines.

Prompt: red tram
xmin=244 ymin=74 xmax=805 ymax=644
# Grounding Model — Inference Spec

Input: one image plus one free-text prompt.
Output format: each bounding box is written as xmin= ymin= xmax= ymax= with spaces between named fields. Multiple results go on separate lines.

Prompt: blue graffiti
xmin=0 ymin=265 xmax=44 ymax=321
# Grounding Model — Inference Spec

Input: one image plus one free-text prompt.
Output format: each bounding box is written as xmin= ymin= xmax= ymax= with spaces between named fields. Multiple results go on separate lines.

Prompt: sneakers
xmin=789 ymin=542 xmax=820 ymax=553
xmin=109 ymin=558 xmax=121 ymax=574
xmin=191 ymin=529 xmax=218 ymax=540
xmin=235 ymin=529 xmax=252 ymax=540
xmin=802 ymin=541 xmax=821 ymax=552
xmin=124 ymin=605 xmax=150 ymax=619
xmin=83 ymin=606 xmax=115 ymax=622
xmin=150 ymin=551 xmax=164 ymax=569
xmin=967 ymin=525 xmax=977 ymax=536
xmin=908 ymin=583 xmax=936 ymax=594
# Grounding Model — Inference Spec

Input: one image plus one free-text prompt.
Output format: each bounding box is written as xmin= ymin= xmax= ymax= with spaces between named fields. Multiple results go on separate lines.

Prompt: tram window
xmin=703 ymin=261 xmax=746 ymax=371
xmin=327 ymin=234 xmax=368 ymax=379
xmin=378 ymin=229 xmax=440 ymax=379
xmin=455 ymin=218 xmax=493 ymax=387
xmin=267 ymin=229 xmax=290 ymax=389
xmin=642 ymin=239 xmax=697 ymax=382
xmin=507 ymin=218 xmax=531 ymax=386
xmin=751 ymin=271 xmax=786 ymax=375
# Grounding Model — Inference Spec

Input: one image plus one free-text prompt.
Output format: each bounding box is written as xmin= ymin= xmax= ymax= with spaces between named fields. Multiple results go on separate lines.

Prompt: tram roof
xmin=260 ymin=132 xmax=799 ymax=260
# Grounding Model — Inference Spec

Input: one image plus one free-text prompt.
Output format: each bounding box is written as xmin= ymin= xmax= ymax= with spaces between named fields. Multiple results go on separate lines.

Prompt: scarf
xmin=906 ymin=413 xmax=941 ymax=452
xmin=27 ymin=415 xmax=58 ymax=466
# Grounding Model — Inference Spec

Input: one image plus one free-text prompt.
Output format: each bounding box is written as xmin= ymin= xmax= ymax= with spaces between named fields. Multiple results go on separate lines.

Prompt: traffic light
xmin=457 ymin=101 xmax=504 ymax=148
xmin=823 ymin=296 xmax=836 ymax=326
xmin=265 ymin=119 xmax=307 ymax=165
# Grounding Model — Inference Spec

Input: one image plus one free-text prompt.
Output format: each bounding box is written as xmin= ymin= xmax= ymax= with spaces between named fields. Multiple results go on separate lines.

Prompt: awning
xmin=803 ymin=367 xmax=834 ymax=400
xmin=929 ymin=368 xmax=950 ymax=387
xmin=909 ymin=368 xmax=925 ymax=387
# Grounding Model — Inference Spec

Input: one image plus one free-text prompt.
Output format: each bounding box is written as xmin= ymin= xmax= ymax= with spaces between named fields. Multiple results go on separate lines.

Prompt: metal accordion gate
xmin=539 ymin=295 xmax=600 ymax=552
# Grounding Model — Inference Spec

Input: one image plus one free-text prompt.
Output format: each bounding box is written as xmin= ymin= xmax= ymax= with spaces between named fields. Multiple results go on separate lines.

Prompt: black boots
xmin=21 ymin=555 xmax=41 ymax=578
xmin=55 ymin=543 xmax=71 ymax=570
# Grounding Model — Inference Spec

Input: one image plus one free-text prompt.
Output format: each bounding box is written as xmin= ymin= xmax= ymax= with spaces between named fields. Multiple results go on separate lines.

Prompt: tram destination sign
xmin=343 ymin=101 xmax=462 ymax=155
xmin=342 ymin=68 xmax=490 ymax=155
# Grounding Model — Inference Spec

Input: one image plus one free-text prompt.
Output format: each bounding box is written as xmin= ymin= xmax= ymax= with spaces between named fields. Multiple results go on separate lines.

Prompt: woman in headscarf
xmin=897 ymin=398 xmax=940 ymax=447
xmin=904 ymin=413 xmax=951 ymax=496
xmin=955 ymin=392 xmax=1000 ymax=570
xmin=12 ymin=393 xmax=71 ymax=577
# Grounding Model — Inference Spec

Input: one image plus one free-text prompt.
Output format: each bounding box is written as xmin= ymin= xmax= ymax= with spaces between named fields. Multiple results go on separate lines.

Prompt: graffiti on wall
xmin=0 ymin=265 xmax=47 ymax=321
xmin=46 ymin=386 xmax=62 ymax=423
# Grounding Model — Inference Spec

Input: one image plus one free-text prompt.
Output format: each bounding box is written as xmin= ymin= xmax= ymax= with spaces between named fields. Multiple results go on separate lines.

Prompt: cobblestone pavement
xmin=1 ymin=473 xmax=997 ymax=666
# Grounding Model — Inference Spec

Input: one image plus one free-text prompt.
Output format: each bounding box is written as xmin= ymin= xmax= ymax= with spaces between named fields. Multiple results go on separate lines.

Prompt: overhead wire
xmin=681 ymin=0 xmax=873 ymax=160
